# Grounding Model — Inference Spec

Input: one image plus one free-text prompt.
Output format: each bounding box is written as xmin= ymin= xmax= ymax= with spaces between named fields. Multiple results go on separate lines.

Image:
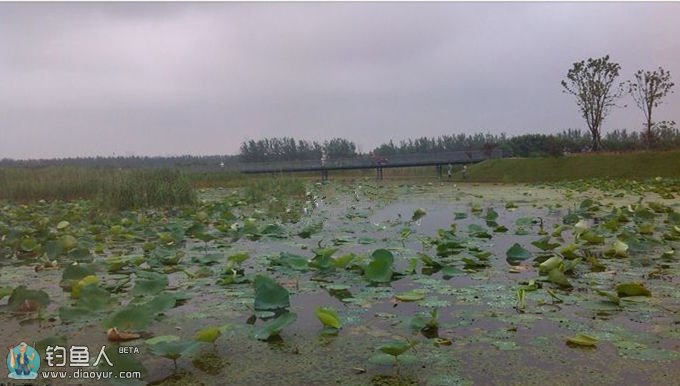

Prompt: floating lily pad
xmin=364 ymin=249 xmax=394 ymax=283
xmin=103 ymin=305 xmax=153 ymax=331
xmin=254 ymin=275 xmax=290 ymax=311
xmin=538 ymin=256 xmax=562 ymax=274
xmin=148 ymin=339 xmax=201 ymax=361
xmin=131 ymin=270 xmax=168 ymax=296
xmin=506 ymin=243 xmax=531 ymax=264
xmin=7 ymin=286 xmax=50 ymax=312
xmin=252 ymin=312 xmax=297 ymax=341
xmin=531 ymin=237 xmax=560 ymax=251
xmin=547 ymin=268 xmax=572 ymax=288
xmin=616 ymin=283 xmax=651 ymax=297
xmin=0 ymin=286 xmax=13 ymax=300
xmin=72 ymin=275 xmax=99 ymax=298
xmin=566 ymin=334 xmax=598 ymax=347
xmin=369 ymin=353 xmax=418 ymax=366
xmin=195 ymin=326 xmax=222 ymax=343
xmin=395 ymin=290 xmax=426 ymax=302
xmin=276 ymin=252 xmax=309 ymax=271
xmin=412 ymin=208 xmax=427 ymax=222
xmin=315 ymin=306 xmax=342 ymax=329
xmin=377 ymin=339 xmax=417 ymax=357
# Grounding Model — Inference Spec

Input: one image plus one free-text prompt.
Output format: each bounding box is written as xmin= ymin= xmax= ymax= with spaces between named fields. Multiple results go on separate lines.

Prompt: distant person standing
xmin=462 ymin=164 xmax=468 ymax=180
xmin=447 ymin=164 xmax=452 ymax=178
xmin=321 ymin=151 xmax=327 ymax=167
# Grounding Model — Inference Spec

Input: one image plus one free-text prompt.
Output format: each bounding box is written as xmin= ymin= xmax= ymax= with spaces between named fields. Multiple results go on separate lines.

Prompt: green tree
xmin=561 ymin=55 xmax=623 ymax=151
xmin=323 ymin=138 xmax=357 ymax=159
xmin=626 ymin=67 xmax=675 ymax=149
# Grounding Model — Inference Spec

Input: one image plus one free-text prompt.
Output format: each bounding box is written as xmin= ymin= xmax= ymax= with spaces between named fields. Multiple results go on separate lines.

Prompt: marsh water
xmin=1 ymin=181 xmax=679 ymax=385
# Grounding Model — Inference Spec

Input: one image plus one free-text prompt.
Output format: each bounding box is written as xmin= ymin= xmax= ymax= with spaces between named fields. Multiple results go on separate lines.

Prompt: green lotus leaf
xmin=538 ymin=255 xmax=563 ymax=274
xmin=531 ymin=237 xmax=560 ymax=251
xmin=131 ymin=270 xmax=168 ymax=296
xmin=44 ymin=240 xmax=64 ymax=260
xmin=254 ymin=275 xmax=290 ymax=311
xmin=7 ymin=286 xmax=50 ymax=312
xmin=0 ymin=286 xmax=12 ymax=300
xmin=418 ymin=253 xmax=441 ymax=268
xmin=59 ymin=306 xmax=95 ymax=323
xmin=485 ymin=208 xmax=499 ymax=221
xmin=364 ymin=249 xmax=394 ymax=283
xmin=195 ymin=326 xmax=222 ymax=343
xmin=71 ymin=275 xmax=99 ymax=299
xmin=547 ymin=268 xmax=571 ymax=288
xmin=76 ymin=284 xmax=112 ymax=310
xmin=506 ymin=243 xmax=531 ymax=264
xmin=143 ymin=293 xmax=177 ymax=314
xmin=145 ymin=335 xmax=179 ymax=345
xmin=333 ymin=253 xmax=359 ymax=268
xmin=573 ymin=219 xmax=589 ymax=235
xmin=58 ymin=235 xmax=78 ymax=251
xmin=580 ymin=230 xmax=605 ymax=244
xmin=148 ymin=339 xmax=200 ymax=361
xmin=616 ymin=283 xmax=651 ymax=297
xmin=20 ymin=237 xmax=40 ymax=252
xmin=412 ymin=208 xmax=427 ymax=222
xmin=103 ymin=306 xmax=153 ymax=331
xmin=395 ymin=290 xmax=426 ymax=302
xmin=377 ymin=339 xmax=417 ymax=357
xmin=276 ymin=252 xmax=309 ymax=271
xmin=315 ymin=307 xmax=342 ymax=329
xmin=638 ymin=223 xmax=655 ymax=235
xmin=106 ymin=256 xmax=129 ymax=273
xmin=566 ymin=334 xmax=598 ymax=347
xmin=298 ymin=222 xmax=322 ymax=238
xmin=252 ymin=312 xmax=297 ymax=341
xmin=371 ymin=249 xmax=394 ymax=264
xmin=608 ymin=239 xmax=629 ymax=257
xmin=551 ymin=225 xmax=568 ymax=237
xmin=559 ymin=243 xmax=581 ymax=259
xmin=227 ymin=252 xmax=250 ymax=265
xmin=596 ymin=290 xmax=621 ymax=305
xmin=468 ymin=224 xmax=492 ymax=239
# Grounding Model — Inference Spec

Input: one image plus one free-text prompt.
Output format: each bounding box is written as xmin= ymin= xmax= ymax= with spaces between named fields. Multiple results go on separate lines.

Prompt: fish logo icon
xmin=6 ymin=341 xmax=41 ymax=380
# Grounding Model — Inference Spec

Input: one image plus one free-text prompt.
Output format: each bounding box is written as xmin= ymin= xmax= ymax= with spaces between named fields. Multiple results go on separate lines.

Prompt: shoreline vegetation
xmin=1 ymin=150 xmax=680 ymax=207
xmin=4 ymin=127 xmax=680 ymax=170
xmin=0 ymin=168 xmax=195 ymax=209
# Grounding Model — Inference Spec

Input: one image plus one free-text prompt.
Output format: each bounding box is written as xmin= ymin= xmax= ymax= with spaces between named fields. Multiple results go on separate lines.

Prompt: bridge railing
xmin=238 ymin=149 xmax=503 ymax=172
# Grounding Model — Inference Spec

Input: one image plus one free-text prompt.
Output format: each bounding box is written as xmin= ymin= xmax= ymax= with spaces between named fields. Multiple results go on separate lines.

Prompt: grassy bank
xmin=0 ymin=167 xmax=196 ymax=209
xmin=4 ymin=150 xmax=680 ymax=206
xmin=464 ymin=150 xmax=680 ymax=183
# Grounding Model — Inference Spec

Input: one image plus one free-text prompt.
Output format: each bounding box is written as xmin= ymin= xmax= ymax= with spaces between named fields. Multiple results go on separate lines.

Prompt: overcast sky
xmin=1 ymin=2 xmax=679 ymax=159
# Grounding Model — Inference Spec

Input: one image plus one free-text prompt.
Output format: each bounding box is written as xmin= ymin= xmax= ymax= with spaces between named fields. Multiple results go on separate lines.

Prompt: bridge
xmin=239 ymin=149 xmax=503 ymax=180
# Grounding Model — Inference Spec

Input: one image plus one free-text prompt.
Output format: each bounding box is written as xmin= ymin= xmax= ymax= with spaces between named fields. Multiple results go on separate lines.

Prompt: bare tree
xmin=561 ymin=55 xmax=623 ymax=151
xmin=627 ymin=67 xmax=675 ymax=149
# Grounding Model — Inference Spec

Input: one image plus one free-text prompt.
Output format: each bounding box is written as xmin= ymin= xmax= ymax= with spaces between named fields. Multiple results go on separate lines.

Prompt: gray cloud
xmin=1 ymin=2 xmax=679 ymax=159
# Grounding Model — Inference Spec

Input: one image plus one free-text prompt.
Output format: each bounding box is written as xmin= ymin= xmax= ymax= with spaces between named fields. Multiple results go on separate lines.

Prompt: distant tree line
xmin=239 ymin=137 xmax=356 ymax=162
xmin=371 ymin=126 xmax=680 ymax=158
xmin=4 ymin=124 xmax=680 ymax=170
xmin=0 ymin=154 xmax=241 ymax=170
xmin=372 ymin=133 xmax=503 ymax=156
